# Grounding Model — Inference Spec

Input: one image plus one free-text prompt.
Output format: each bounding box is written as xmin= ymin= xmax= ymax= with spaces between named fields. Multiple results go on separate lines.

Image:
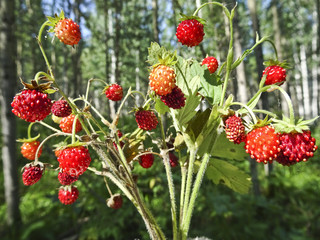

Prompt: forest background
xmin=1 ymin=0 xmax=320 ymax=239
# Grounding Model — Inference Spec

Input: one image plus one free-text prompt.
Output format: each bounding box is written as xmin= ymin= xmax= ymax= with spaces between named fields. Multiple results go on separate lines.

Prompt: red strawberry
xmin=169 ymin=152 xmax=179 ymax=167
xmin=262 ymin=65 xmax=286 ymax=85
xmin=59 ymin=114 xmax=82 ymax=133
xmin=113 ymin=130 xmax=125 ymax=150
xmin=105 ymin=84 xmax=123 ymax=101
xmin=54 ymin=18 xmax=81 ymax=46
xmin=22 ymin=164 xmax=43 ymax=186
xmin=245 ymin=126 xmax=281 ymax=164
xmin=11 ymin=89 xmax=52 ymax=122
xmin=58 ymin=186 xmax=79 ymax=205
xmin=176 ymin=19 xmax=205 ymax=47
xmin=149 ymin=65 xmax=176 ymax=96
xmin=202 ymin=56 xmax=219 ymax=74
xmin=58 ymin=171 xmax=78 ymax=185
xmin=106 ymin=193 xmax=123 ymax=209
xmin=57 ymin=146 xmax=91 ymax=177
xmin=139 ymin=153 xmax=154 ymax=168
xmin=135 ymin=110 xmax=158 ymax=131
xmin=225 ymin=115 xmax=246 ymax=144
xmin=160 ymin=87 xmax=186 ymax=109
xmin=277 ymin=130 xmax=317 ymax=165
xmin=51 ymin=100 xmax=72 ymax=117
xmin=21 ymin=141 xmax=43 ymax=160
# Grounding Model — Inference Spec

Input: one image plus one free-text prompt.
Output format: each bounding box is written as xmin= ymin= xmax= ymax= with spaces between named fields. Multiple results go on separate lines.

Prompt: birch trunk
xmin=311 ymin=5 xmax=319 ymax=118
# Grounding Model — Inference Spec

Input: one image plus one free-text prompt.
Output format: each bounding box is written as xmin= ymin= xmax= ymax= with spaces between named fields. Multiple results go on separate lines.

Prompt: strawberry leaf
xmin=154 ymin=97 xmax=169 ymax=115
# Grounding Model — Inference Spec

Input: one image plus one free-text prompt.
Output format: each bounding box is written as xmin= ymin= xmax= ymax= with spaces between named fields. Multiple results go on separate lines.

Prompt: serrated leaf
xmin=154 ymin=97 xmax=169 ymax=115
xmin=211 ymin=132 xmax=248 ymax=161
xmin=196 ymin=159 xmax=251 ymax=194
xmin=199 ymin=68 xmax=222 ymax=105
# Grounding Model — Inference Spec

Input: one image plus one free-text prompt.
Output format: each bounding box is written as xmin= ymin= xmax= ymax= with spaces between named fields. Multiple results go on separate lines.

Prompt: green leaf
xmin=198 ymin=68 xmax=222 ymax=105
xmin=196 ymin=159 xmax=251 ymax=194
xmin=211 ymin=132 xmax=248 ymax=161
xmin=154 ymin=97 xmax=169 ymax=115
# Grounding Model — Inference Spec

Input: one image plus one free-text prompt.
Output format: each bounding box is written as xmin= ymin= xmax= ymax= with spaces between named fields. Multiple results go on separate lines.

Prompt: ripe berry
xmin=22 ymin=165 xmax=43 ymax=186
xmin=149 ymin=65 xmax=176 ymax=96
xmin=169 ymin=152 xmax=179 ymax=167
xmin=160 ymin=87 xmax=186 ymax=109
xmin=225 ymin=115 xmax=246 ymax=144
xmin=139 ymin=153 xmax=154 ymax=168
xmin=262 ymin=65 xmax=286 ymax=85
xmin=54 ymin=18 xmax=81 ymax=46
xmin=135 ymin=110 xmax=158 ymax=131
xmin=105 ymin=84 xmax=123 ymax=101
xmin=21 ymin=141 xmax=43 ymax=160
xmin=51 ymin=100 xmax=72 ymax=117
xmin=202 ymin=56 xmax=219 ymax=74
xmin=176 ymin=19 xmax=205 ymax=47
xmin=245 ymin=126 xmax=281 ymax=164
xmin=58 ymin=171 xmax=79 ymax=185
xmin=106 ymin=194 xmax=123 ymax=209
xmin=59 ymin=114 xmax=82 ymax=133
xmin=58 ymin=186 xmax=79 ymax=205
xmin=113 ymin=130 xmax=124 ymax=150
xmin=58 ymin=146 xmax=91 ymax=177
xmin=277 ymin=130 xmax=317 ymax=164
xmin=11 ymin=89 xmax=52 ymax=122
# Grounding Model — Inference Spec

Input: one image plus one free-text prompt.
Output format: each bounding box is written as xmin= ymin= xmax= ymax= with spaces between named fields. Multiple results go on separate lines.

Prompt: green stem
xmin=71 ymin=115 xmax=80 ymax=144
xmin=27 ymin=123 xmax=35 ymax=139
xmin=246 ymin=85 xmax=272 ymax=107
xmin=193 ymin=2 xmax=231 ymax=18
xmin=273 ymin=86 xmax=295 ymax=124
xmin=265 ymin=39 xmax=278 ymax=61
xmin=179 ymin=161 xmax=187 ymax=227
xmin=112 ymin=87 xmax=133 ymax=127
xmin=80 ymin=97 xmax=111 ymax=127
xmin=158 ymin=114 xmax=178 ymax=240
xmin=34 ymin=71 xmax=54 ymax=83
xmin=253 ymin=109 xmax=278 ymax=118
xmin=230 ymin=102 xmax=258 ymax=124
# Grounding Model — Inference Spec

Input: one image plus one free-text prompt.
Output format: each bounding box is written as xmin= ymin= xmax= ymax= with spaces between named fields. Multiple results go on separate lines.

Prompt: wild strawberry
xmin=135 ymin=110 xmax=158 ymax=131
xmin=58 ymin=171 xmax=78 ymax=185
xmin=113 ymin=130 xmax=124 ymax=150
xmin=105 ymin=84 xmax=123 ymax=101
xmin=59 ymin=114 xmax=82 ymax=133
xmin=202 ymin=56 xmax=219 ymax=74
xmin=54 ymin=18 xmax=81 ymax=46
xmin=58 ymin=186 xmax=79 ymax=205
xmin=139 ymin=153 xmax=154 ymax=168
xmin=106 ymin=194 xmax=123 ymax=209
xmin=277 ymin=130 xmax=317 ymax=165
xmin=51 ymin=100 xmax=72 ymax=117
xmin=225 ymin=115 xmax=246 ymax=144
xmin=245 ymin=126 xmax=281 ymax=164
xmin=21 ymin=141 xmax=43 ymax=161
xmin=160 ymin=87 xmax=186 ymax=109
xmin=11 ymin=89 xmax=52 ymax=122
xmin=22 ymin=164 xmax=43 ymax=186
xmin=176 ymin=19 xmax=205 ymax=47
xmin=262 ymin=65 xmax=286 ymax=85
xmin=169 ymin=152 xmax=179 ymax=167
xmin=57 ymin=146 xmax=91 ymax=177
xmin=149 ymin=65 xmax=176 ymax=96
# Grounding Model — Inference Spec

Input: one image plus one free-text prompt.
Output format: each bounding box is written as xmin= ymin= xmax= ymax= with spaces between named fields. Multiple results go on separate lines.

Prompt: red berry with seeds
xmin=11 ymin=89 xmax=52 ymax=122
xmin=225 ymin=115 xmax=246 ymax=144
xmin=277 ymin=130 xmax=317 ymax=164
xmin=107 ymin=194 xmax=123 ymax=209
xmin=202 ymin=56 xmax=219 ymax=74
xmin=59 ymin=114 xmax=82 ymax=133
xmin=135 ymin=110 xmax=158 ymax=131
xmin=262 ymin=65 xmax=286 ymax=85
xmin=21 ymin=141 xmax=43 ymax=161
xmin=160 ymin=87 xmax=186 ymax=109
xmin=58 ymin=146 xmax=91 ymax=177
xmin=149 ymin=65 xmax=176 ymax=96
xmin=139 ymin=153 xmax=154 ymax=168
xmin=169 ymin=152 xmax=179 ymax=167
xmin=58 ymin=171 xmax=78 ymax=185
xmin=176 ymin=19 xmax=205 ymax=47
xmin=22 ymin=164 xmax=43 ymax=186
xmin=58 ymin=186 xmax=79 ymax=205
xmin=54 ymin=18 xmax=81 ymax=46
xmin=105 ymin=84 xmax=123 ymax=101
xmin=51 ymin=100 xmax=72 ymax=117
xmin=245 ymin=126 xmax=281 ymax=164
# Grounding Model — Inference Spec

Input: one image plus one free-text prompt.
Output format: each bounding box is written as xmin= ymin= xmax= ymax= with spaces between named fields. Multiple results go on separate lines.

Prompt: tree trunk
xmin=0 ymin=0 xmax=22 ymax=231
xmin=152 ymin=0 xmax=160 ymax=43
xmin=311 ymin=3 xmax=319 ymax=118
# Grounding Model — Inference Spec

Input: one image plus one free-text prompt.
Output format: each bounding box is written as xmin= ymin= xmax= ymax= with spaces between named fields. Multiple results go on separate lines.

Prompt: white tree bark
xmin=311 ymin=8 xmax=319 ymax=118
xmin=300 ymin=44 xmax=311 ymax=119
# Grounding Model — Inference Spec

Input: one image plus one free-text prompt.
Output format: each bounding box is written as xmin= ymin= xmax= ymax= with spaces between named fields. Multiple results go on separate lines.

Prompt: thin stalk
xmin=27 ymin=122 xmax=35 ymax=139
xmin=158 ymin=114 xmax=178 ymax=240
xmin=230 ymin=102 xmax=258 ymax=124
xmin=193 ymin=2 xmax=231 ymax=18
xmin=273 ymin=86 xmax=295 ymax=124
xmin=112 ymin=87 xmax=133 ymax=127
xmin=179 ymin=161 xmax=187 ymax=226
xmin=34 ymin=71 xmax=54 ymax=82
xmin=80 ymin=97 xmax=111 ymax=127
xmin=103 ymin=177 xmax=114 ymax=196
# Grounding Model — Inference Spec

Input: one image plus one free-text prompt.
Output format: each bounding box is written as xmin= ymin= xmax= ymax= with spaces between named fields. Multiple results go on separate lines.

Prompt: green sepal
xmin=17 ymin=134 xmax=41 ymax=143
xmin=273 ymin=115 xmax=319 ymax=133
xmin=263 ymin=59 xmax=291 ymax=69
xmin=63 ymin=140 xmax=88 ymax=149
xmin=147 ymin=42 xmax=177 ymax=67
xmin=179 ymin=13 xmax=206 ymax=25
xmin=46 ymin=10 xmax=65 ymax=30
